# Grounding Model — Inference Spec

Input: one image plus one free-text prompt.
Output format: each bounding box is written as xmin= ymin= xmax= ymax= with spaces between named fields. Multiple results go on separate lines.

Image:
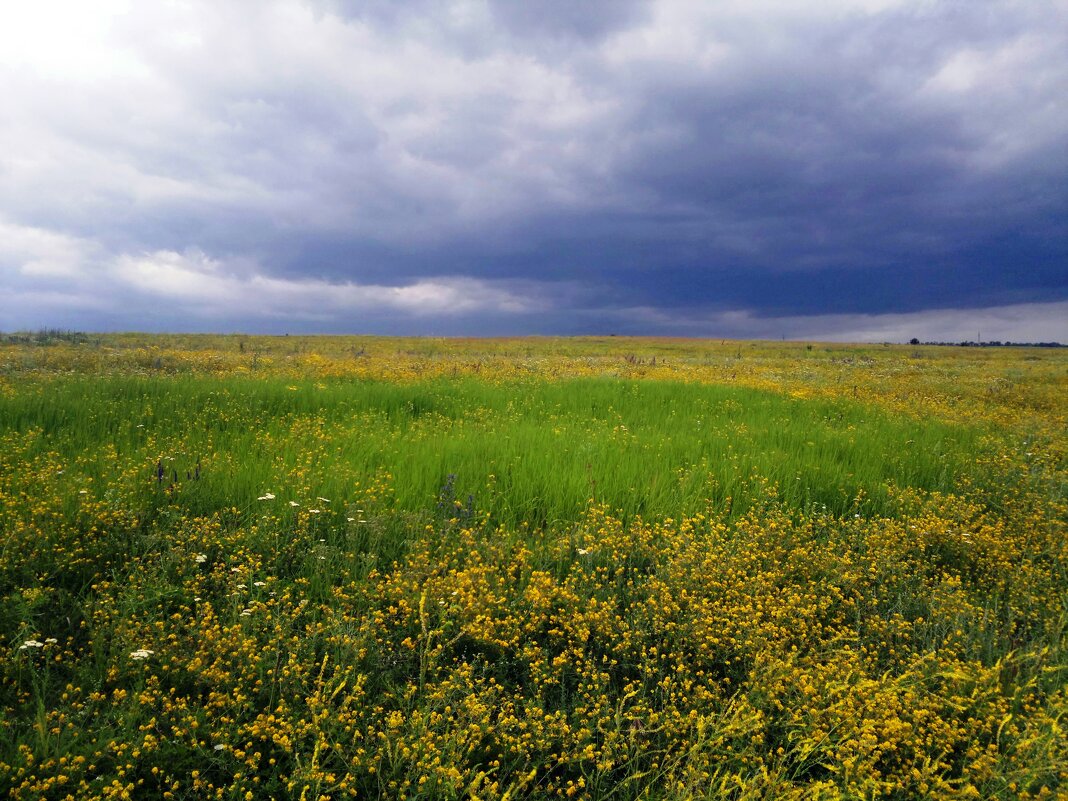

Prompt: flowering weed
xmin=0 ymin=335 xmax=1064 ymax=799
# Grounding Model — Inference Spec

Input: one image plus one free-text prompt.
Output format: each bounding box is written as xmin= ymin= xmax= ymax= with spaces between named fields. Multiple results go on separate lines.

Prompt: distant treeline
xmin=908 ymin=338 xmax=1064 ymax=348
xmin=0 ymin=329 xmax=93 ymax=345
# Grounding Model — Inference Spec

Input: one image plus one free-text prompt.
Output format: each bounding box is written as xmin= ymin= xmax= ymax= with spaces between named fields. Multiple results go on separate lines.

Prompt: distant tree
xmin=909 ymin=338 xmax=920 ymax=345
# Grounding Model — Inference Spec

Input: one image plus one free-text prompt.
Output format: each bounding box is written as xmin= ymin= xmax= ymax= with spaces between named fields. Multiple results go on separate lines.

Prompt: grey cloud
xmin=489 ymin=0 xmax=651 ymax=42
xmin=0 ymin=0 xmax=1065 ymax=338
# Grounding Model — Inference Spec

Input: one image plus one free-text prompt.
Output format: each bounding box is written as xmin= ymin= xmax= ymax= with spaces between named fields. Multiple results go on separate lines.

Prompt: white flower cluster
xmin=130 ymin=648 xmax=155 ymax=660
xmin=18 ymin=637 xmax=57 ymax=650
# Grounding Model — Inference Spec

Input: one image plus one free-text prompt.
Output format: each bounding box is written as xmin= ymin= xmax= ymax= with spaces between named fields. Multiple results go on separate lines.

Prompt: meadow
xmin=0 ymin=334 xmax=1065 ymax=800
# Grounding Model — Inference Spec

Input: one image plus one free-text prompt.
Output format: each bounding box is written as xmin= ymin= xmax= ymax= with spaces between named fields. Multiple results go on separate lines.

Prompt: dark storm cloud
xmin=1 ymin=0 xmax=1065 ymax=340
xmin=598 ymin=3 xmax=1067 ymax=283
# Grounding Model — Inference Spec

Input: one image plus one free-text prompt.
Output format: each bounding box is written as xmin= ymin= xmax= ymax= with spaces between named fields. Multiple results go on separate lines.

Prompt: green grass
xmin=2 ymin=374 xmax=983 ymax=530
xmin=1 ymin=340 xmax=1065 ymax=800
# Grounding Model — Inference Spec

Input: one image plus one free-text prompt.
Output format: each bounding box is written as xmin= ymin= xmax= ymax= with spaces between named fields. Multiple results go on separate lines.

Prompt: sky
xmin=1 ymin=0 xmax=1066 ymax=342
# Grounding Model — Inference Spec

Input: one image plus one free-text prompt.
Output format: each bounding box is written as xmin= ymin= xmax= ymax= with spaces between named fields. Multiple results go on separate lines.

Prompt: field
xmin=1 ymin=334 xmax=1065 ymax=800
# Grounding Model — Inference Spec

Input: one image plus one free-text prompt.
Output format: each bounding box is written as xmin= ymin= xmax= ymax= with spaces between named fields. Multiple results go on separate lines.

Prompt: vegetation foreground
xmin=0 ymin=334 xmax=1065 ymax=800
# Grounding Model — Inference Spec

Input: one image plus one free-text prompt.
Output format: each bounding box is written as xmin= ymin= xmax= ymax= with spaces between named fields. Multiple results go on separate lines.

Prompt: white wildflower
xmin=130 ymin=648 xmax=154 ymax=660
xmin=289 ymin=501 xmax=299 ymax=507
xmin=194 ymin=553 xmax=208 ymax=563
xmin=257 ymin=492 xmax=276 ymax=501
xmin=19 ymin=640 xmax=44 ymax=650
xmin=253 ymin=581 xmax=266 ymax=587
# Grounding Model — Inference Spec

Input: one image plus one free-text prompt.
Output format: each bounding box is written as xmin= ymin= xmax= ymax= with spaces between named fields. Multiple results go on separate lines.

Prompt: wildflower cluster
xmin=0 ymin=335 xmax=1064 ymax=799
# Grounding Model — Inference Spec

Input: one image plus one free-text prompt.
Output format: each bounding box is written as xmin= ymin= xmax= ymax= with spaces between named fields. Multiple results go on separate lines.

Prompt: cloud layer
xmin=1 ymin=0 xmax=1065 ymax=340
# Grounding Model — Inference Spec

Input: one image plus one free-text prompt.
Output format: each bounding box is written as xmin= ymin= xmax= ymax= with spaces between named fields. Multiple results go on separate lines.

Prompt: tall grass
xmin=1 ymin=375 xmax=982 ymax=531
xmin=1 ymin=339 xmax=1066 ymax=799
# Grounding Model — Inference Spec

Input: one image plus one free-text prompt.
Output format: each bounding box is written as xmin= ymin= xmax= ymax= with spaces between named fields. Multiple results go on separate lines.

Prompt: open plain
xmin=1 ymin=334 xmax=1065 ymax=799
